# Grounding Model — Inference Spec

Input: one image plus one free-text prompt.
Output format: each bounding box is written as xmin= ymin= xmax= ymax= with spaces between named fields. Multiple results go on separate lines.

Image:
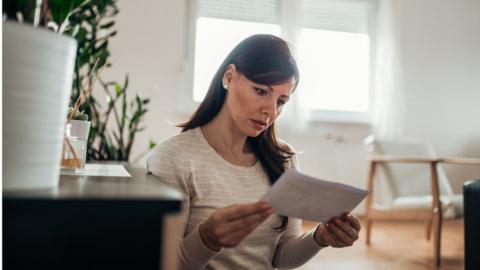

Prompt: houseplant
xmin=64 ymin=0 xmax=153 ymax=162
xmin=3 ymin=0 xmax=85 ymax=190
xmin=4 ymin=0 xmax=153 ymax=188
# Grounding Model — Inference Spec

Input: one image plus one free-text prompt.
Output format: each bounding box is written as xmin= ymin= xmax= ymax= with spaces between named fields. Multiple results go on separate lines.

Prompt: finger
xmin=219 ymin=202 xmax=271 ymax=221
xmin=318 ymin=224 xmax=338 ymax=246
xmin=219 ymin=208 xmax=273 ymax=235
xmin=325 ymin=223 xmax=345 ymax=248
xmin=327 ymin=222 xmax=354 ymax=246
xmin=344 ymin=214 xmax=361 ymax=231
xmin=333 ymin=218 xmax=359 ymax=240
xmin=325 ymin=224 xmax=346 ymax=247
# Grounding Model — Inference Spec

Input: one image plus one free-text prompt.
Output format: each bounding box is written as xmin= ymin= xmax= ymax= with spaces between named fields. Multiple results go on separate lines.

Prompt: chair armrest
xmin=368 ymin=155 xmax=480 ymax=165
xmin=368 ymin=155 xmax=439 ymax=164
xmin=441 ymin=158 xmax=480 ymax=165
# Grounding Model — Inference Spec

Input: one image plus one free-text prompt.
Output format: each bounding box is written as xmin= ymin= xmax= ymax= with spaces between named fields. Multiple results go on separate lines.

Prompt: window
xmin=189 ymin=0 xmax=373 ymax=123
xmin=298 ymin=0 xmax=371 ymax=122
xmin=193 ymin=18 xmax=280 ymax=102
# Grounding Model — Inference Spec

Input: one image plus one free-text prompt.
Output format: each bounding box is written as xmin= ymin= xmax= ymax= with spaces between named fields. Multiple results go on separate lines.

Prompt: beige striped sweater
xmin=146 ymin=127 xmax=323 ymax=270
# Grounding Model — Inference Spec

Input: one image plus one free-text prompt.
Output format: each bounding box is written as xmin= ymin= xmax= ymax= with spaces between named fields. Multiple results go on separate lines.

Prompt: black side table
xmin=3 ymin=166 xmax=183 ymax=270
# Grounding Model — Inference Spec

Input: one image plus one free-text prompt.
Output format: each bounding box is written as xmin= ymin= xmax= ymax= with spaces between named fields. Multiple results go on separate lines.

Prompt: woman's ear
xmin=222 ymin=64 xmax=237 ymax=86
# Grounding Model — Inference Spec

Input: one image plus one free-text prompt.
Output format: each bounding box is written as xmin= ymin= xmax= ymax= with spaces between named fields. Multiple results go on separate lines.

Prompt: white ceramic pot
xmin=3 ymin=22 xmax=77 ymax=190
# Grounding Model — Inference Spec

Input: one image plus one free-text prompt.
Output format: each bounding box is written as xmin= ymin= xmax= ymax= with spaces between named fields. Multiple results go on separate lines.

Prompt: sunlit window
xmin=193 ymin=17 xmax=280 ymax=102
xmin=297 ymin=28 xmax=370 ymax=112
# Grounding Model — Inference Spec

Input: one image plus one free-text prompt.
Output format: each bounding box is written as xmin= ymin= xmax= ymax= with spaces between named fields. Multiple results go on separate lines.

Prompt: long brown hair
xmin=178 ymin=34 xmax=299 ymax=231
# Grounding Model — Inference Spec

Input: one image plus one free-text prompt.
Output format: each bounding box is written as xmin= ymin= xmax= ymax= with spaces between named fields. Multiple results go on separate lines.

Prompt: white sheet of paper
xmin=260 ymin=169 xmax=368 ymax=223
xmin=61 ymin=164 xmax=131 ymax=177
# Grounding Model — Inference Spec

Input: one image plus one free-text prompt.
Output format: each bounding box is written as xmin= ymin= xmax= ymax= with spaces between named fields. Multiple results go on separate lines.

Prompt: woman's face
xmin=223 ymin=65 xmax=294 ymax=137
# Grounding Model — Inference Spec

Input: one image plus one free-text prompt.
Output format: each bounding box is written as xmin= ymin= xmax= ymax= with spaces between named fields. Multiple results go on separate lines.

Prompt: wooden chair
xmin=364 ymin=135 xmax=480 ymax=267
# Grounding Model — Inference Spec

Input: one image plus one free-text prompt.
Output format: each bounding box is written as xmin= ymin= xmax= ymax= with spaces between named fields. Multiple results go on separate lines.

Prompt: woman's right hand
xmin=199 ymin=201 xmax=274 ymax=251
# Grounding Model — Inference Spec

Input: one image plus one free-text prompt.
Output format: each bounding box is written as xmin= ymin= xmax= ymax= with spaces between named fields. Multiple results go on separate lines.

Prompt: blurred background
xmin=96 ymin=0 xmax=479 ymax=203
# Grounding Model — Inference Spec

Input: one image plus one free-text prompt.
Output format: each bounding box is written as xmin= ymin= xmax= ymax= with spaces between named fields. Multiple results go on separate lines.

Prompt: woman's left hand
xmin=313 ymin=213 xmax=361 ymax=248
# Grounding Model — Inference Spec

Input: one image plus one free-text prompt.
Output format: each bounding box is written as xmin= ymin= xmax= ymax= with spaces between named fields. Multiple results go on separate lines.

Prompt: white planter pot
xmin=3 ymin=22 xmax=77 ymax=190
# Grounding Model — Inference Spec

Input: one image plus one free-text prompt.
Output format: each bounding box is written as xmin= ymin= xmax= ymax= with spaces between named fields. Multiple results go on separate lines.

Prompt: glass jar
xmin=61 ymin=120 xmax=91 ymax=173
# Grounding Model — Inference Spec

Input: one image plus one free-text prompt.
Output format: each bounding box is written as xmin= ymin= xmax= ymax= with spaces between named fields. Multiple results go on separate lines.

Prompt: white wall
xmin=400 ymin=0 xmax=480 ymax=192
xmin=103 ymin=0 xmax=479 ymax=199
xmin=100 ymin=0 xmax=190 ymax=163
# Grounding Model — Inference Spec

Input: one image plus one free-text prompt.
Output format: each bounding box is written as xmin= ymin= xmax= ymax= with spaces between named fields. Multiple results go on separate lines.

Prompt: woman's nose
xmin=261 ymin=99 xmax=277 ymax=119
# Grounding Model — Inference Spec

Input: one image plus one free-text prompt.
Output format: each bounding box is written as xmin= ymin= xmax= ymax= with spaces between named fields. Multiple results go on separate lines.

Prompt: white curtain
xmin=277 ymin=90 xmax=309 ymax=133
xmin=372 ymin=0 xmax=406 ymax=139
xmin=370 ymin=0 xmax=407 ymax=206
xmin=276 ymin=0 xmax=310 ymax=133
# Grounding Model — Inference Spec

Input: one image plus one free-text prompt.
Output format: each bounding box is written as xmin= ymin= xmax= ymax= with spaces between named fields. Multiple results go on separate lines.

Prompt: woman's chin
xmin=245 ymin=127 xmax=264 ymax=137
xmin=238 ymin=123 xmax=266 ymax=137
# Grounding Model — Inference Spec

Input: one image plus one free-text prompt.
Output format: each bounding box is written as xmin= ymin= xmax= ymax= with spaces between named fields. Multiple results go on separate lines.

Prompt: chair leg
xmin=365 ymin=161 xmax=376 ymax=246
xmin=433 ymin=208 xmax=443 ymax=267
xmin=426 ymin=218 xmax=433 ymax=241
xmin=430 ymin=162 xmax=442 ymax=268
xmin=366 ymin=219 xmax=372 ymax=245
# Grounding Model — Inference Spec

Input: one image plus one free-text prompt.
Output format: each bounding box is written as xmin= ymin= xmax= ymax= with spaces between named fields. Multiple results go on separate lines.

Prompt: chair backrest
xmin=364 ymin=135 xmax=454 ymax=200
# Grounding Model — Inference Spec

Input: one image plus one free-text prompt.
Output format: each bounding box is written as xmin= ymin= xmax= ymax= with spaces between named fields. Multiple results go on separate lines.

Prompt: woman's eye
xmin=255 ymin=88 xmax=268 ymax=96
xmin=277 ymin=100 xmax=286 ymax=107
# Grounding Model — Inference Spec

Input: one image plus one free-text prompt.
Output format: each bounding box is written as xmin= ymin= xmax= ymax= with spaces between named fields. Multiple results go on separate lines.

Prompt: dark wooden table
xmin=3 ymin=166 xmax=183 ymax=270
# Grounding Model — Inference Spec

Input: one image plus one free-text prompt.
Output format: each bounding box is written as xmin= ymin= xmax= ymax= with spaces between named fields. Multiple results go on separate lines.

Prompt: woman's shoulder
xmin=147 ymin=128 xmax=201 ymax=160
xmin=146 ymin=128 xmax=203 ymax=175
xmin=158 ymin=128 xmax=198 ymax=149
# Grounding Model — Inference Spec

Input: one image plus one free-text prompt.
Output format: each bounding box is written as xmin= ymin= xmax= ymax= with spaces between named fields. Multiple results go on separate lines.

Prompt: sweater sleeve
xmin=272 ymin=218 xmax=325 ymax=268
xmin=146 ymin=139 xmax=221 ymax=270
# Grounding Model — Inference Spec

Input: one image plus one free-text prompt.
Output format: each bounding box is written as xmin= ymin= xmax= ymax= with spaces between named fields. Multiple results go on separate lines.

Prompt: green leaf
xmin=110 ymin=29 xmax=118 ymax=36
xmin=123 ymin=74 xmax=129 ymax=91
xmin=115 ymin=83 xmax=122 ymax=96
xmin=100 ymin=21 xmax=115 ymax=29
xmin=148 ymin=140 xmax=157 ymax=149
xmin=96 ymin=40 xmax=109 ymax=51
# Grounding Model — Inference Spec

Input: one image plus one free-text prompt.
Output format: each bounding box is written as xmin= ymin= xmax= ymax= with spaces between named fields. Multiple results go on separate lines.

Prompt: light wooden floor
xmin=299 ymin=218 xmax=464 ymax=270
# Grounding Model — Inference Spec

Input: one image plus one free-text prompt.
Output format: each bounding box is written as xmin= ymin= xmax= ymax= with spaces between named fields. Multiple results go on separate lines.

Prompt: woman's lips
xmin=250 ymin=119 xmax=267 ymax=131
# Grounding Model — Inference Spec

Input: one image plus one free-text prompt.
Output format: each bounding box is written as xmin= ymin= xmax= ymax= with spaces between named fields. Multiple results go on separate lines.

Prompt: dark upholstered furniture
xmin=464 ymin=179 xmax=480 ymax=270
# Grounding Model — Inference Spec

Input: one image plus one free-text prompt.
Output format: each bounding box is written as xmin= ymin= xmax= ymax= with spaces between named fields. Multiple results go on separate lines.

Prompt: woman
xmin=147 ymin=34 xmax=361 ymax=269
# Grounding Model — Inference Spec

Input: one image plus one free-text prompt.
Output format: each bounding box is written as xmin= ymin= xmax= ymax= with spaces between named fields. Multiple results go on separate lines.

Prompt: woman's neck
xmin=201 ymin=106 xmax=253 ymax=162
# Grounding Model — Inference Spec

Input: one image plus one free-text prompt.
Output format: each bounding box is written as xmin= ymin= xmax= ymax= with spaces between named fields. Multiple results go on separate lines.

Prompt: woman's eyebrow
xmin=253 ymin=84 xmax=290 ymax=99
xmin=252 ymin=83 xmax=270 ymax=90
